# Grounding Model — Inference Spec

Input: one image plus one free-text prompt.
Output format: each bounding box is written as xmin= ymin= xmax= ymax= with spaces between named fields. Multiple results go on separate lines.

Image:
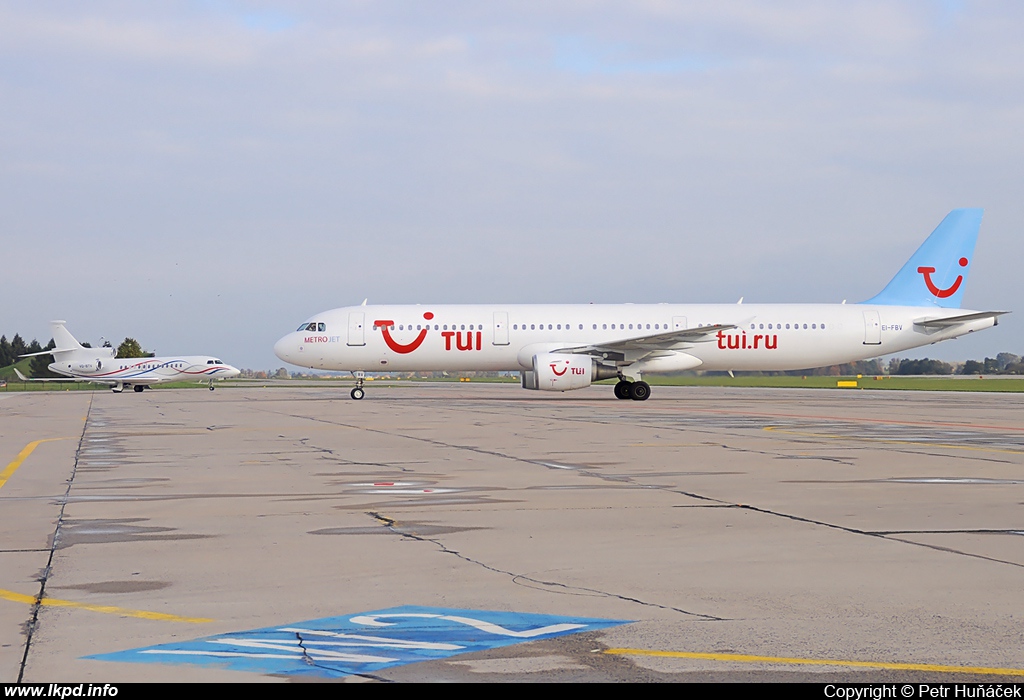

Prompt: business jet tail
xmin=862 ymin=208 xmax=982 ymax=309
xmin=49 ymin=321 xmax=86 ymax=353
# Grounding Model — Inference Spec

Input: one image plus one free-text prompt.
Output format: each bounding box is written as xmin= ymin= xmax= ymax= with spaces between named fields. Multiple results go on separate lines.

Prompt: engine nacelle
xmin=522 ymin=353 xmax=618 ymax=392
xmin=59 ymin=359 xmax=104 ymax=375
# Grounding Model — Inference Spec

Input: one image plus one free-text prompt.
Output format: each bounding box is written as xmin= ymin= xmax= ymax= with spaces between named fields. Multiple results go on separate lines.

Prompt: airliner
xmin=17 ymin=322 xmax=241 ymax=392
xmin=274 ymin=209 xmax=1006 ymax=400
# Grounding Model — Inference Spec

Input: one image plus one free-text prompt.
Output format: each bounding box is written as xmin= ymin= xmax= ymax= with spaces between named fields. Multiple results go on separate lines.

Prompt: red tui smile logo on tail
xmin=918 ymin=257 xmax=968 ymax=298
xmin=375 ymin=312 xmax=434 ymax=354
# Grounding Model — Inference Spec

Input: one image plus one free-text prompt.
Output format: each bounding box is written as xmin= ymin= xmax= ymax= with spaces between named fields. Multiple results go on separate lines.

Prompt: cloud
xmin=1 ymin=1 xmax=1022 ymax=367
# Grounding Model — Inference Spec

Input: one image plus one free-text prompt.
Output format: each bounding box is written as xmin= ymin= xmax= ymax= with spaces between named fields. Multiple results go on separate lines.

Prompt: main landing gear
xmin=133 ymin=385 xmax=145 ymax=393
xmin=350 ymin=371 xmax=365 ymax=400
xmin=614 ymin=379 xmax=651 ymax=401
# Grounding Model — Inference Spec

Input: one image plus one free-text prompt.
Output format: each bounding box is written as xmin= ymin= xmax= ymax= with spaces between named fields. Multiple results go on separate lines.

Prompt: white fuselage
xmin=274 ymin=303 xmax=996 ymax=376
xmin=51 ymin=353 xmax=241 ymax=385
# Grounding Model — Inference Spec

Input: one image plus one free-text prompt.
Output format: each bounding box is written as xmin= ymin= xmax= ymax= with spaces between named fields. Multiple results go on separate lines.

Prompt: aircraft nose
xmin=274 ymin=335 xmax=293 ymax=363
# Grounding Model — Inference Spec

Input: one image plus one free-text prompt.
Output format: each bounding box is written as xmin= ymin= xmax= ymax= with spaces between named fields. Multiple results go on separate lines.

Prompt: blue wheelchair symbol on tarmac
xmin=87 ymin=606 xmax=630 ymax=678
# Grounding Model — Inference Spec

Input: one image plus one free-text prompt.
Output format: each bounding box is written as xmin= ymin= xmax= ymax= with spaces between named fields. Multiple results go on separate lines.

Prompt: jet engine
xmin=60 ymin=360 xmax=103 ymax=374
xmin=521 ymin=353 xmax=618 ymax=391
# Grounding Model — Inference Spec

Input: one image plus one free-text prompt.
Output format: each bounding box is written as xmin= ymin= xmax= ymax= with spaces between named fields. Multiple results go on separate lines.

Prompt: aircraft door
xmin=863 ymin=311 xmax=881 ymax=345
xmin=493 ymin=311 xmax=509 ymax=345
xmin=348 ymin=313 xmax=366 ymax=346
xmin=672 ymin=316 xmax=688 ymax=331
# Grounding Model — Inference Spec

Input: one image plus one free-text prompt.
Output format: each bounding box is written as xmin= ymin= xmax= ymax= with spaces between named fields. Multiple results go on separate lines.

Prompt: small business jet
xmin=17 ymin=322 xmax=240 ymax=392
xmin=274 ymin=209 xmax=1006 ymax=401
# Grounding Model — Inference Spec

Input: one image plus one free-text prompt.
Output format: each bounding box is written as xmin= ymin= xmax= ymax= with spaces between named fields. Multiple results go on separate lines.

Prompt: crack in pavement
xmin=18 ymin=394 xmax=94 ymax=683
xmin=255 ymin=406 xmax=1024 ymax=573
xmin=290 ymin=630 xmax=388 ymax=680
xmin=368 ymin=512 xmax=724 ymax=621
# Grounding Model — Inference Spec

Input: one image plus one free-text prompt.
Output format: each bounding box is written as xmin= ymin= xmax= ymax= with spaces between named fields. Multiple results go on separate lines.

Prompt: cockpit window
xmin=317 ymin=323 xmax=326 ymax=332
xmin=298 ymin=322 xmax=319 ymax=332
xmin=207 ymin=360 xmax=215 ymax=365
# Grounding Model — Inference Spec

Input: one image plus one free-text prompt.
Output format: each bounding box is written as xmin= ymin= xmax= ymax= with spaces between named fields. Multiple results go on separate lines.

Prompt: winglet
xmin=14 ymin=368 xmax=29 ymax=381
xmin=862 ymin=209 xmax=983 ymax=309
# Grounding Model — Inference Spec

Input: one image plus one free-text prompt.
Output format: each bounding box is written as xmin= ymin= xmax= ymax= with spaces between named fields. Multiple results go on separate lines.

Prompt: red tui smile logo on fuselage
xmin=918 ymin=257 xmax=968 ymax=298
xmin=375 ymin=312 xmax=434 ymax=354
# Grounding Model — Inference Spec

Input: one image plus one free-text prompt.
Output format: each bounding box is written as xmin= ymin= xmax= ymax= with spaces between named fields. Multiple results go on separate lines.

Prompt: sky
xmin=1 ymin=1 xmax=1021 ymax=370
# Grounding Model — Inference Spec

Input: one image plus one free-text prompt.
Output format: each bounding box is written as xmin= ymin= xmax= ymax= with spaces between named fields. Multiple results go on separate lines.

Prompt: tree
xmin=11 ymin=334 xmax=26 ymax=358
xmin=115 ymin=338 xmax=154 ymax=359
xmin=893 ymin=358 xmax=953 ymax=375
xmin=996 ymin=353 xmax=1020 ymax=371
xmin=0 ymin=336 xmax=11 ymax=368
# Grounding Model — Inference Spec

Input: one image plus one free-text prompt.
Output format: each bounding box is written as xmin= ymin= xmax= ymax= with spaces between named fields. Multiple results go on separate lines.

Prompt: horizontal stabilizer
xmin=914 ymin=311 xmax=1008 ymax=328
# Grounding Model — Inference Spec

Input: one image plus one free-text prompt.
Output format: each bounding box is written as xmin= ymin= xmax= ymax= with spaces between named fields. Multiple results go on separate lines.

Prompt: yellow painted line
xmin=0 ymin=438 xmax=69 ymax=490
xmin=763 ymin=426 xmax=1024 ymax=456
xmin=0 ymin=588 xmax=213 ymax=623
xmin=605 ymin=648 xmax=1024 ymax=676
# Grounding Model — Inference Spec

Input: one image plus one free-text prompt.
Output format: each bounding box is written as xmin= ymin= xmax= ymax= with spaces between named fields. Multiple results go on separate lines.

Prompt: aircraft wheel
xmin=133 ymin=385 xmax=144 ymax=393
xmin=613 ymin=380 xmax=632 ymax=400
xmin=629 ymin=381 xmax=651 ymax=401
xmin=351 ymin=387 xmax=365 ymax=400
xmin=209 ymin=384 xmax=216 ymax=391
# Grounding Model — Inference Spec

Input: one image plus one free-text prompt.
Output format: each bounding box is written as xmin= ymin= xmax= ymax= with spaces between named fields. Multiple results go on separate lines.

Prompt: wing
xmin=550 ymin=324 xmax=737 ymax=362
xmin=13 ymin=368 xmax=115 ymax=384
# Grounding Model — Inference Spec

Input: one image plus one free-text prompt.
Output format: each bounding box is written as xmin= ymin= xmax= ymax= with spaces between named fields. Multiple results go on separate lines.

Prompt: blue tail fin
xmin=862 ymin=209 xmax=982 ymax=309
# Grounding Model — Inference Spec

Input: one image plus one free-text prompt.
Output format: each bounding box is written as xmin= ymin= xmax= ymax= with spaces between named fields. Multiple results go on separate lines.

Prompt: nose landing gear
xmin=350 ymin=371 xmax=365 ymax=400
